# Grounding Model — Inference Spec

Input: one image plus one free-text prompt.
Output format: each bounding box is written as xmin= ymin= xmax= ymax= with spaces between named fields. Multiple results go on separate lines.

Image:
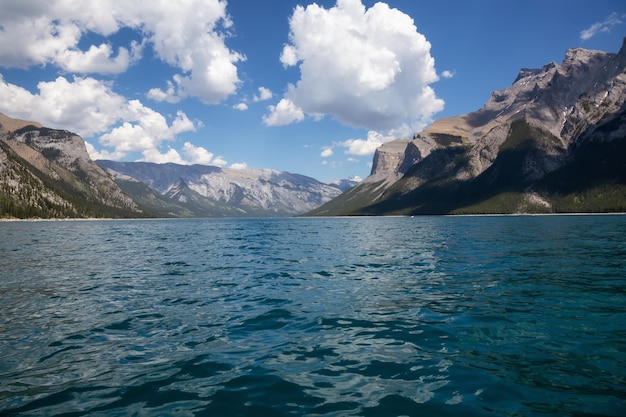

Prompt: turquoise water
xmin=0 ymin=215 xmax=625 ymax=416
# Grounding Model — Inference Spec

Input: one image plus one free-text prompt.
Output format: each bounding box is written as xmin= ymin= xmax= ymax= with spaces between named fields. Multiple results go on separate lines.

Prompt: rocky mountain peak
xmin=0 ymin=112 xmax=42 ymax=133
xmin=12 ymin=125 xmax=92 ymax=168
xmin=0 ymin=113 xmax=141 ymax=217
xmin=97 ymin=160 xmax=353 ymax=217
xmin=514 ymin=62 xmax=558 ymax=83
xmin=309 ymin=40 xmax=626 ymax=216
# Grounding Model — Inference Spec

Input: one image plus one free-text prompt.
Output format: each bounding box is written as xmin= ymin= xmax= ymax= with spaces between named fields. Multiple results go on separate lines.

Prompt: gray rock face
xmin=97 ymin=160 xmax=353 ymax=216
xmin=397 ymin=38 xmax=626 ymax=181
xmin=370 ymin=139 xmax=410 ymax=178
xmin=0 ymin=113 xmax=141 ymax=217
xmin=309 ymin=38 xmax=626 ymax=215
xmin=0 ymin=111 xmax=358 ymax=218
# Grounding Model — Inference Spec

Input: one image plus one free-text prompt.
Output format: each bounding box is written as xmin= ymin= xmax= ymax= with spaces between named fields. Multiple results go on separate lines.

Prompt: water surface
xmin=1 ymin=216 xmax=625 ymax=416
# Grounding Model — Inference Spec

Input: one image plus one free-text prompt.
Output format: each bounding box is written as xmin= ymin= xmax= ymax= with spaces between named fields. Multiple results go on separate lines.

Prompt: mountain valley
xmin=0 ymin=113 xmax=356 ymax=218
xmin=2 ymin=40 xmax=625 ymax=219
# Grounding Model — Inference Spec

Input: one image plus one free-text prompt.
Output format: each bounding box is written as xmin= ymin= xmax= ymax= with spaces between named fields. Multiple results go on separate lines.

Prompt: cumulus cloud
xmin=171 ymin=111 xmax=196 ymax=134
xmin=263 ymin=98 xmax=305 ymax=126
xmin=339 ymin=131 xmax=394 ymax=156
xmin=182 ymin=142 xmax=226 ymax=166
xmin=320 ymin=147 xmax=334 ymax=157
xmin=441 ymin=70 xmax=455 ymax=79
xmin=84 ymin=141 xmax=126 ymax=161
xmin=266 ymin=0 xmax=444 ymax=134
xmin=319 ymin=130 xmax=397 ymax=161
xmin=139 ymin=148 xmax=187 ymax=165
xmin=96 ymin=100 xmax=197 ymax=157
xmin=0 ymin=74 xmax=127 ymax=136
xmin=211 ymin=156 xmax=228 ymax=167
xmin=134 ymin=0 xmax=244 ymax=104
xmin=580 ymin=12 xmax=626 ymax=41
xmin=147 ymin=81 xmax=180 ymax=104
xmin=253 ymin=86 xmax=273 ymax=102
xmin=55 ymin=42 xmax=142 ymax=74
xmin=230 ymin=162 xmax=248 ymax=170
xmin=0 ymin=0 xmax=243 ymax=103
xmin=0 ymin=74 xmax=201 ymax=162
xmin=233 ymin=102 xmax=248 ymax=111
xmin=138 ymin=146 xmax=227 ymax=166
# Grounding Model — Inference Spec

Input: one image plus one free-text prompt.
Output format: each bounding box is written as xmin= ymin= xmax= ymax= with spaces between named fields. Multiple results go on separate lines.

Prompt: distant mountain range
xmin=2 ymin=40 xmax=625 ymax=219
xmin=308 ymin=38 xmax=626 ymax=215
xmin=0 ymin=113 xmax=357 ymax=218
xmin=96 ymin=160 xmax=356 ymax=217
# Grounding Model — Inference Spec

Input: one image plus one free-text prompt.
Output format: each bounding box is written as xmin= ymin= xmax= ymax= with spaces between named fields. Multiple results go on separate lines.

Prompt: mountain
xmin=97 ymin=160 xmax=355 ymax=217
xmin=0 ymin=110 xmax=356 ymax=219
xmin=308 ymin=39 xmax=626 ymax=216
xmin=0 ymin=113 xmax=143 ymax=218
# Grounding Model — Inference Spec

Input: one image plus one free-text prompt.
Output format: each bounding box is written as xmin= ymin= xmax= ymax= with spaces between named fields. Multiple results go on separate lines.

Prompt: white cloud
xmin=139 ymin=148 xmax=186 ymax=165
xmin=85 ymin=141 xmax=126 ymax=161
xmin=147 ymin=88 xmax=170 ymax=102
xmin=280 ymin=45 xmax=298 ymax=67
xmin=55 ymin=42 xmax=141 ymax=74
xmin=580 ymin=12 xmax=625 ymax=41
xmin=0 ymin=0 xmax=243 ymax=103
xmin=0 ymin=74 xmax=126 ymax=136
xmin=441 ymin=70 xmax=455 ymax=79
xmin=171 ymin=111 xmax=196 ymax=134
xmin=97 ymin=104 xmax=198 ymax=159
xmin=339 ymin=130 xmax=395 ymax=156
xmin=147 ymin=81 xmax=179 ymax=103
xmin=253 ymin=86 xmax=273 ymax=102
xmin=321 ymin=147 xmax=334 ymax=157
xmin=182 ymin=142 xmax=222 ymax=165
xmin=230 ymin=162 xmax=248 ymax=170
xmin=138 ymin=145 xmax=227 ymax=166
xmin=100 ymin=122 xmax=160 ymax=153
xmin=138 ymin=0 xmax=244 ymax=104
xmin=317 ymin=130 xmax=395 ymax=161
xmin=0 ymin=74 xmax=200 ymax=161
xmin=234 ymin=102 xmax=248 ymax=111
xmin=270 ymin=0 xmax=444 ymax=134
xmin=263 ymin=98 xmax=305 ymax=126
xmin=211 ymin=156 xmax=228 ymax=167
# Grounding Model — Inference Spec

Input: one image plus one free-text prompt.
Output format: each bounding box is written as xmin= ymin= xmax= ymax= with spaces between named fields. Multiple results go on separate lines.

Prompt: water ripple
xmin=1 ymin=216 xmax=625 ymax=416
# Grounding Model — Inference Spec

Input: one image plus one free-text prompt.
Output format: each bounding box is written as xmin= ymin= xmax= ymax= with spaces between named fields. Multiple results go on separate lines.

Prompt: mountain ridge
xmin=97 ymin=159 xmax=354 ymax=217
xmin=3 ymin=40 xmax=625 ymax=218
xmin=307 ymin=39 xmax=626 ymax=216
xmin=0 ymin=113 xmax=143 ymax=218
xmin=0 ymin=112 xmax=357 ymax=219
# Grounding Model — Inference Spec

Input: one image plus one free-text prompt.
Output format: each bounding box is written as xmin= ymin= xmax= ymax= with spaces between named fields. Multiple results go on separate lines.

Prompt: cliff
xmin=308 ymin=39 xmax=626 ymax=215
xmin=0 ymin=113 xmax=142 ymax=218
xmin=0 ymin=111 xmax=357 ymax=219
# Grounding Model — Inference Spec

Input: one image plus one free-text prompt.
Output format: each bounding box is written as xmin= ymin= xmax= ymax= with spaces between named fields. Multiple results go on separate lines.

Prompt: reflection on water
xmin=1 ymin=216 xmax=625 ymax=416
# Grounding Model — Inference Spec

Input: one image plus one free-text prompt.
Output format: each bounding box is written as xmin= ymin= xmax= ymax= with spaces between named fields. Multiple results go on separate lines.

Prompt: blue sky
xmin=0 ymin=1 xmax=624 ymax=182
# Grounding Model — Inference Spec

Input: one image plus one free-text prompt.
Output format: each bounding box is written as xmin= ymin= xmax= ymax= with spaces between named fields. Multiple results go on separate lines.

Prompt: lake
xmin=1 ymin=215 xmax=625 ymax=416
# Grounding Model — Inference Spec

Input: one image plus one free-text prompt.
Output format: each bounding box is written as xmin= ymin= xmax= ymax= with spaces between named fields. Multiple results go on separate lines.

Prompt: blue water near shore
xmin=1 ymin=215 xmax=625 ymax=416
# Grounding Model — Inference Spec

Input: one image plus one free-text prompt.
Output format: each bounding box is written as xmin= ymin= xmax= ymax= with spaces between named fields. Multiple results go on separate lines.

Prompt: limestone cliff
xmin=0 ymin=111 xmax=358 ymax=218
xmin=309 ymin=39 xmax=626 ymax=216
xmin=0 ymin=113 xmax=141 ymax=218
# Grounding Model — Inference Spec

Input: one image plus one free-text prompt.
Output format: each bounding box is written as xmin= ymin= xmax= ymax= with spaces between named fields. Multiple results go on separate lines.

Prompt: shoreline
xmin=2 ymin=212 xmax=625 ymax=222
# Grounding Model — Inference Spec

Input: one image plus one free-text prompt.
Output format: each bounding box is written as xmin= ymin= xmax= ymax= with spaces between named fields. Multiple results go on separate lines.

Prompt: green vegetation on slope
xmin=0 ymin=141 xmax=146 ymax=219
xmin=311 ymin=118 xmax=626 ymax=216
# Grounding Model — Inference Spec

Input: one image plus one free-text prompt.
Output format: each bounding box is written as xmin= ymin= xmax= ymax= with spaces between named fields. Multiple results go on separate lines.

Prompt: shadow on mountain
xmin=358 ymin=118 xmax=626 ymax=215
